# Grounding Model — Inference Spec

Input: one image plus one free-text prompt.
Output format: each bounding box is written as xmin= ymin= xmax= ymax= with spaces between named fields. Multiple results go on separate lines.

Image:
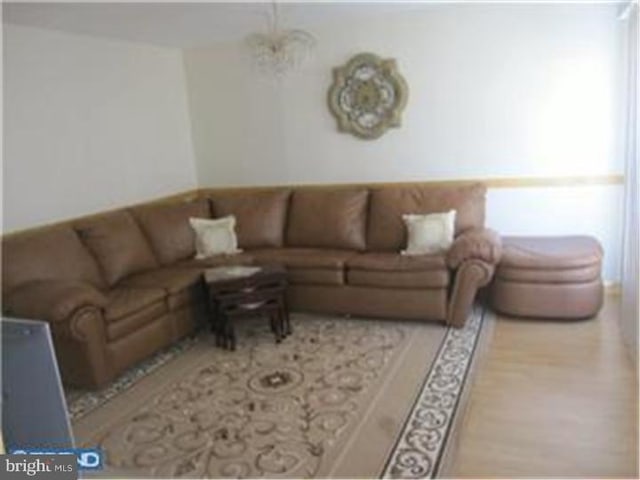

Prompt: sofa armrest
xmin=447 ymin=259 xmax=495 ymax=327
xmin=3 ymin=280 xmax=108 ymax=324
xmin=447 ymin=228 xmax=502 ymax=269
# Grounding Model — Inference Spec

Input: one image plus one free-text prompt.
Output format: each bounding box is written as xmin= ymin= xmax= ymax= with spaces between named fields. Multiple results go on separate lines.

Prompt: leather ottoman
xmin=490 ymin=236 xmax=603 ymax=319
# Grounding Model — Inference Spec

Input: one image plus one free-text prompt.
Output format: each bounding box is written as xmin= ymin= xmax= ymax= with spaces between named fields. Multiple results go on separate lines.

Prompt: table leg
xmin=271 ymin=312 xmax=282 ymax=343
xmin=225 ymin=317 xmax=236 ymax=351
xmin=281 ymin=295 xmax=291 ymax=336
xmin=212 ymin=304 xmax=224 ymax=347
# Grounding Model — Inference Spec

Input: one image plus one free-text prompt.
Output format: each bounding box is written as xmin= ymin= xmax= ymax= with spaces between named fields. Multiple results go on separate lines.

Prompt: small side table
xmin=203 ymin=265 xmax=290 ymax=350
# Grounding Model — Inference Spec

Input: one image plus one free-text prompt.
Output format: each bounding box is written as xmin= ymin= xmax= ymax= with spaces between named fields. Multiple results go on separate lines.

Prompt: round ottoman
xmin=490 ymin=236 xmax=604 ymax=319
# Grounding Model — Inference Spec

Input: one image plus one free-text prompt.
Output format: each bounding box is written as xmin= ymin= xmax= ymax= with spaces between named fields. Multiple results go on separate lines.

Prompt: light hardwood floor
xmin=451 ymin=295 xmax=639 ymax=478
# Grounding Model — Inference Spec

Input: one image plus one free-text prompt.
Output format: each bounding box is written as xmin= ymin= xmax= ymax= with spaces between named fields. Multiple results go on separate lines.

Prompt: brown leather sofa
xmin=2 ymin=183 xmax=501 ymax=389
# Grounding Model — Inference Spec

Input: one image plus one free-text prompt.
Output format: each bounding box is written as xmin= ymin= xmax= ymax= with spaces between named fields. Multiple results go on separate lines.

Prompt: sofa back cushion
xmin=75 ymin=211 xmax=158 ymax=286
xmin=286 ymin=188 xmax=368 ymax=251
xmin=209 ymin=190 xmax=290 ymax=249
xmin=1 ymin=225 xmax=106 ymax=294
xmin=367 ymin=183 xmax=486 ymax=251
xmin=132 ymin=198 xmax=210 ymax=265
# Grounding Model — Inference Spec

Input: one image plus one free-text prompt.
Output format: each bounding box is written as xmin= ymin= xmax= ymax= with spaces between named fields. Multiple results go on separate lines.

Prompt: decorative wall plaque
xmin=328 ymin=52 xmax=408 ymax=139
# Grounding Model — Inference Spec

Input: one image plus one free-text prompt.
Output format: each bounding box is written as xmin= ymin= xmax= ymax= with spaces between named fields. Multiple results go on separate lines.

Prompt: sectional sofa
xmin=1 ymin=183 xmax=501 ymax=389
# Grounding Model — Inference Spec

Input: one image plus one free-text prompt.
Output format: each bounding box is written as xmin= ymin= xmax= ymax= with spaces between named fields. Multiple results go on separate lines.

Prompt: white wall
xmin=3 ymin=24 xmax=197 ymax=232
xmin=184 ymin=3 xmax=625 ymax=281
xmin=487 ymin=185 xmax=623 ymax=281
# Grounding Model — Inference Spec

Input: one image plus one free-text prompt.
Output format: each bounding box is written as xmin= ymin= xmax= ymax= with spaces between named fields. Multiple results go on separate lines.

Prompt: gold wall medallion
xmin=328 ymin=53 xmax=408 ymax=139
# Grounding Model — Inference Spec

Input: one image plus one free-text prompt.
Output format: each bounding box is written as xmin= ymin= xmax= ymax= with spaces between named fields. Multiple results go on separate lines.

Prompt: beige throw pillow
xmin=401 ymin=210 xmax=457 ymax=255
xmin=189 ymin=216 xmax=241 ymax=259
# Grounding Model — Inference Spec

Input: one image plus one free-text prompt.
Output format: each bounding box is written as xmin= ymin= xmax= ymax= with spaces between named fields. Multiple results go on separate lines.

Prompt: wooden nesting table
xmin=203 ymin=265 xmax=290 ymax=350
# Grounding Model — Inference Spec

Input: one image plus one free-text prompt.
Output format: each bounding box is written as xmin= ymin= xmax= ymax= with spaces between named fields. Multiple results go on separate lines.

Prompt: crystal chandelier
xmin=245 ymin=1 xmax=316 ymax=76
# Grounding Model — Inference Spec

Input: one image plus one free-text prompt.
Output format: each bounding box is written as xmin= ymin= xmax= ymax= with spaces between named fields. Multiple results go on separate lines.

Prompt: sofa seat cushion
xmin=105 ymin=287 xmax=166 ymax=322
xmin=176 ymin=252 xmax=256 ymax=269
xmin=346 ymin=252 xmax=449 ymax=289
xmin=347 ymin=253 xmax=448 ymax=289
xmin=250 ymin=248 xmax=356 ymax=269
xmin=75 ymin=211 xmax=158 ymax=286
xmin=251 ymin=248 xmax=357 ymax=286
xmin=209 ymin=190 xmax=291 ymax=248
xmin=497 ymin=264 xmax=602 ymax=284
xmin=347 ymin=270 xmax=449 ymax=289
xmin=164 ymin=289 xmax=195 ymax=311
xmin=495 ymin=236 xmax=603 ymax=285
xmin=120 ymin=267 xmax=203 ymax=295
xmin=119 ymin=267 xmax=206 ymax=311
xmin=347 ymin=252 xmax=447 ymax=272
xmin=498 ymin=236 xmax=603 ymax=270
xmin=132 ymin=198 xmax=210 ymax=265
xmin=287 ymin=268 xmax=344 ymax=286
xmin=106 ymin=300 xmax=167 ymax=342
xmin=347 ymin=252 xmax=447 ymax=271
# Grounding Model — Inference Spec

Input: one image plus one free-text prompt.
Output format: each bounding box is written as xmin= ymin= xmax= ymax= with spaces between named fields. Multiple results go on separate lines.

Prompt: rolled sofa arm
xmin=3 ymin=279 xmax=112 ymax=388
xmin=447 ymin=259 xmax=495 ymax=328
xmin=446 ymin=228 xmax=502 ymax=269
xmin=3 ymin=279 xmax=108 ymax=324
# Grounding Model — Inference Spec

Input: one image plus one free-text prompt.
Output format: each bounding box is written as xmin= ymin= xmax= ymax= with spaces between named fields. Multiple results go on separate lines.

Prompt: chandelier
xmin=245 ymin=1 xmax=316 ymax=76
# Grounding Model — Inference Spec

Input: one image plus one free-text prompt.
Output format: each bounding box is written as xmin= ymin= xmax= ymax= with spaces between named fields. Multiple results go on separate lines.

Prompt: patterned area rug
xmin=66 ymin=336 xmax=201 ymax=420
xmin=71 ymin=307 xmax=488 ymax=479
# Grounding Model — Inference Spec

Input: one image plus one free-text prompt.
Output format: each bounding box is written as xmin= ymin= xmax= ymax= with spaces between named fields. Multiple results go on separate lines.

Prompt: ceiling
xmin=2 ymin=1 xmax=443 ymax=48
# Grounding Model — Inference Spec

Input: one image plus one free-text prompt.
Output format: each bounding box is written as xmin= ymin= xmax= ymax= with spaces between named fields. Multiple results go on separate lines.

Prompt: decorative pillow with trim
xmin=401 ymin=210 xmax=457 ymax=256
xmin=189 ymin=216 xmax=241 ymax=259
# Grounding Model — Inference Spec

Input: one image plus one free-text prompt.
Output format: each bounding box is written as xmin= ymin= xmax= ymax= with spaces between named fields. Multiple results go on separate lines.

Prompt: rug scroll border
xmin=381 ymin=305 xmax=486 ymax=479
